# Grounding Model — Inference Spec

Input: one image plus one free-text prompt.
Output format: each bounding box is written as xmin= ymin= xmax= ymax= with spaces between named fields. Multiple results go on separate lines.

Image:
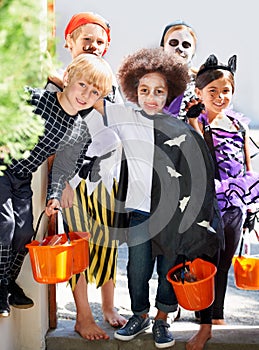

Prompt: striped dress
xmin=63 ymin=178 xmax=119 ymax=288
xmin=62 ymin=112 xmax=128 ymax=289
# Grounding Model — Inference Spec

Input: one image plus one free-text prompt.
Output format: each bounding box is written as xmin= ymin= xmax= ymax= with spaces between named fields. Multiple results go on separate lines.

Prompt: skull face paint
xmin=163 ymin=28 xmax=196 ymax=65
xmin=137 ymin=72 xmax=168 ymax=116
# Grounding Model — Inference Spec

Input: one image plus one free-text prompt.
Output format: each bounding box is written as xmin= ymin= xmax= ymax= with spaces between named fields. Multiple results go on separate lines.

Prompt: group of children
xmin=1 ymin=10 xmax=259 ymax=350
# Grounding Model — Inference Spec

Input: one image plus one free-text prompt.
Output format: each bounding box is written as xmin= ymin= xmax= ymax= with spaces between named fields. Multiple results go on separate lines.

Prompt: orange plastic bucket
xmin=26 ymin=237 xmax=74 ymax=284
xmin=68 ymin=232 xmax=90 ymax=274
xmin=167 ymin=258 xmax=217 ymax=311
xmin=26 ymin=231 xmax=91 ymax=283
xmin=232 ymin=255 xmax=259 ymax=290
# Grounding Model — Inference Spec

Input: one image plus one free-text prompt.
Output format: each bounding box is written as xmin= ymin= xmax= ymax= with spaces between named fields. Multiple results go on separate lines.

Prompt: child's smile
xmin=137 ymin=72 xmax=168 ymax=115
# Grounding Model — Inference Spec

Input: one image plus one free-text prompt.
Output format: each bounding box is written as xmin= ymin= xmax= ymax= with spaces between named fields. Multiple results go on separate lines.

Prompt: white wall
xmin=55 ymin=0 xmax=259 ymax=128
xmin=0 ymin=0 xmax=50 ymax=348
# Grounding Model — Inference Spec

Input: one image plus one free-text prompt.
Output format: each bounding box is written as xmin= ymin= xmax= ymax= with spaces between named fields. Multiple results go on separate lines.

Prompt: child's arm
xmin=186 ymin=100 xmax=205 ymax=136
xmin=46 ymin=181 xmax=74 ymax=216
xmin=46 ymin=117 xmax=91 ymax=207
xmin=47 ymin=138 xmax=90 ymax=201
xmin=93 ymin=99 xmax=105 ymax=115
xmin=60 ymin=182 xmax=75 ymax=208
xmin=45 ymin=145 xmax=84 ymax=217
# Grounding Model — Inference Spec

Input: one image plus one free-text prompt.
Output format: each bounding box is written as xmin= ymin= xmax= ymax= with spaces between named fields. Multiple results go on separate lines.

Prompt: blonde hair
xmin=65 ymin=53 xmax=113 ymax=97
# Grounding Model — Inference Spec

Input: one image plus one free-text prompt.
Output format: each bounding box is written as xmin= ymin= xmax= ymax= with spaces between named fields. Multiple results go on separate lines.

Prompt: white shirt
xmin=103 ymin=104 xmax=154 ymax=212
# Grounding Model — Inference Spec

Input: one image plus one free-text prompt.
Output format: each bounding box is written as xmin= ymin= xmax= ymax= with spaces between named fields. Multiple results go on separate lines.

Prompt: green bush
xmin=0 ymin=0 xmax=58 ymax=174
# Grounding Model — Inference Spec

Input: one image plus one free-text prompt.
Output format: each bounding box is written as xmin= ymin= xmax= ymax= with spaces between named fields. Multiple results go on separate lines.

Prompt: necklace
xmin=210 ymin=115 xmax=238 ymax=131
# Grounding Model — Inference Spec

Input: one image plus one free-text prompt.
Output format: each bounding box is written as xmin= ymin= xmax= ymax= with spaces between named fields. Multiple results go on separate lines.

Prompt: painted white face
xmin=163 ymin=28 xmax=196 ymax=65
xmin=137 ymin=72 xmax=168 ymax=115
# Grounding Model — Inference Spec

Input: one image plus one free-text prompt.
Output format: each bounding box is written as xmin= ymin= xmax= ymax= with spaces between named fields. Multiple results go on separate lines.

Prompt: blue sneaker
xmin=152 ymin=319 xmax=175 ymax=348
xmin=114 ymin=314 xmax=151 ymax=341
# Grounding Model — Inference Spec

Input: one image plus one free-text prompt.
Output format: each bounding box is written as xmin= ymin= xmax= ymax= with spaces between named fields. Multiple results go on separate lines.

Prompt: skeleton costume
xmin=160 ymin=20 xmax=197 ymax=122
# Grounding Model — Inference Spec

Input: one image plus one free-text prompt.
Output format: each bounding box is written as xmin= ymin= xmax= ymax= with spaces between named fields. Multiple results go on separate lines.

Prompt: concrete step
xmin=46 ymin=242 xmax=259 ymax=350
xmin=46 ymin=319 xmax=259 ymax=350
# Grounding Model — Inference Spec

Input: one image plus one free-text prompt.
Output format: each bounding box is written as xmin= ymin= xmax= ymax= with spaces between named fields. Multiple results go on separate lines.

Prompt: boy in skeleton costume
xmin=160 ymin=20 xmax=198 ymax=122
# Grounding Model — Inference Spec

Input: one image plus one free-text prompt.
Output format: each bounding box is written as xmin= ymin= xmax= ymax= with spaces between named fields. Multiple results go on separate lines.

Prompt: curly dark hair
xmin=117 ymin=47 xmax=189 ymax=105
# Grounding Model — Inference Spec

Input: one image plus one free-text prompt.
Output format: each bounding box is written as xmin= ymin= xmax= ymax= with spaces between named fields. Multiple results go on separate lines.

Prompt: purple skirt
xmin=215 ymin=171 xmax=259 ymax=215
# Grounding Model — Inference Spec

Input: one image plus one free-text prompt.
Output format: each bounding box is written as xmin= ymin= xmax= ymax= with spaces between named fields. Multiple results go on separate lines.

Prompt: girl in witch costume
xmin=83 ymin=47 xmax=224 ymax=350
xmin=189 ymin=54 xmax=259 ymax=325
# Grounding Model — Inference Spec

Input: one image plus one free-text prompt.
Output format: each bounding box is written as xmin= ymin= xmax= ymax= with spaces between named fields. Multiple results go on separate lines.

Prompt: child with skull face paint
xmin=160 ymin=20 xmax=198 ymax=122
xmin=88 ymin=47 xmax=223 ymax=349
xmin=45 ymin=12 xmax=127 ymax=340
xmin=160 ymin=22 xmax=226 ymax=350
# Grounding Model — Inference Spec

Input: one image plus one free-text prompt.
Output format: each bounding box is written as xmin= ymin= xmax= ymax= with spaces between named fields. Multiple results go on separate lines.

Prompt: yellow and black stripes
xmin=63 ymin=179 xmax=119 ymax=290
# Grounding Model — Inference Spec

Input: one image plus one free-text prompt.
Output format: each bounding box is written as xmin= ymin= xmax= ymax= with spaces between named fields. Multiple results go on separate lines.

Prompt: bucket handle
xmin=239 ymin=209 xmax=259 ymax=257
xmin=54 ymin=208 xmax=71 ymax=244
xmin=238 ymin=233 xmax=244 ymax=258
xmin=33 ymin=210 xmax=46 ymax=241
xmin=32 ymin=209 xmax=71 ymax=243
xmin=180 ymin=257 xmax=187 ymax=284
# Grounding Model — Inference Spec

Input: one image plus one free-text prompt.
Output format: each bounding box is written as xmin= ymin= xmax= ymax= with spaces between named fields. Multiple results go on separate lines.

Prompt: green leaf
xmin=0 ymin=0 xmax=60 ymax=172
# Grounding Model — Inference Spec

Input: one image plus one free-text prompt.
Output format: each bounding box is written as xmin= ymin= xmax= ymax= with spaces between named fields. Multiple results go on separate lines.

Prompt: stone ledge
xmin=46 ymin=319 xmax=259 ymax=350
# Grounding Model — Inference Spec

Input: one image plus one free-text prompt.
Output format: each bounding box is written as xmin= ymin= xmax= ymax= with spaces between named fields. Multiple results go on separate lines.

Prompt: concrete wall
xmin=1 ymin=0 xmax=50 ymax=348
xmin=55 ymin=0 xmax=259 ymax=128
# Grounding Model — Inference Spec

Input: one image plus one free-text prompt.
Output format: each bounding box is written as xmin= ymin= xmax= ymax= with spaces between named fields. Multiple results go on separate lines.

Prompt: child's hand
xmin=93 ymin=99 xmax=105 ymax=115
xmin=45 ymin=199 xmax=60 ymax=216
xmin=186 ymin=99 xmax=205 ymax=118
xmin=60 ymin=182 xmax=74 ymax=208
xmin=48 ymin=74 xmax=63 ymax=90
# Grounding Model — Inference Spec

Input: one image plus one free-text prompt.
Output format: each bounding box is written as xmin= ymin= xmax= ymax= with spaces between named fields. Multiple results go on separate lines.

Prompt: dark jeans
xmin=212 ymin=207 xmax=244 ymax=319
xmin=195 ymin=253 xmax=219 ymax=324
xmin=127 ymin=211 xmax=178 ymax=315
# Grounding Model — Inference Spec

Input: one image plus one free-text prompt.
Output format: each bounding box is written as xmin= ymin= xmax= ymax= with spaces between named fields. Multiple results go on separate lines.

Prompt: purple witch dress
xmin=198 ymin=110 xmax=259 ymax=217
